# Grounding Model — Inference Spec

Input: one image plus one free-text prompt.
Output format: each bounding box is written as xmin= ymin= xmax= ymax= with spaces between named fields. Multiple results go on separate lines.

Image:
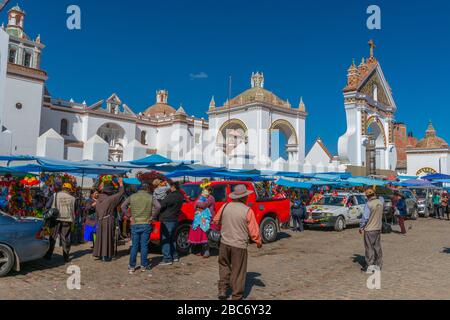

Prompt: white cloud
xmin=190 ymin=72 xmax=208 ymax=80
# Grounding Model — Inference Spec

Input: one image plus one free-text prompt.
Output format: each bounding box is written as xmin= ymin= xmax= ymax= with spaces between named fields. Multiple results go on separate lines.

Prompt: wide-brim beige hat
xmin=229 ymin=184 xmax=254 ymax=199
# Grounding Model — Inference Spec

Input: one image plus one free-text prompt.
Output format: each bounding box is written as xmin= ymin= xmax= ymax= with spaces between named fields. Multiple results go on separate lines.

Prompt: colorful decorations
xmin=20 ymin=174 xmax=40 ymax=187
xmin=6 ymin=180 xmax=33 ymax=217
xmin=0 ymin=174 xmax=14 ymax=188
xmin=0 ymin=172 xmax=78 ymax=218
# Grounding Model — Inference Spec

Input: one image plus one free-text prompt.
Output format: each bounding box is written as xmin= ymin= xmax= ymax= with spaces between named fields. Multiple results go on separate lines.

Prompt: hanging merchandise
xmin=20 ymin=174 xmax=40 ymax=187
xmin=136 ymin=171 xmax=166 ymax=186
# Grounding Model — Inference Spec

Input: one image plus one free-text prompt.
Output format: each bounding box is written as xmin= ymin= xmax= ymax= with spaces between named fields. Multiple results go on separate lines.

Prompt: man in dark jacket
xmin=395 ymin=192 xmax=408 ymax=235
xmin=156 ymin=181 xmax=184 ymax=265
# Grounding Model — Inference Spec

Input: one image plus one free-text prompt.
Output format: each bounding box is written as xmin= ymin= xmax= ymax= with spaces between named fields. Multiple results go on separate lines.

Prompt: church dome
xmin=143 ymin=90 xmax=177 ymax=117
xmin=223 ymin=72 xmax=291 ymax=109
xmin=415 ymin=121 xmax=449 ymax=149
xmin=144 ymin=103 xmax=176 ymax=117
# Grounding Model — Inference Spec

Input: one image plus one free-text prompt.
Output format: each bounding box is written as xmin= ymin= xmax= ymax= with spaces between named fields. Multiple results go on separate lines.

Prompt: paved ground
xmin=1 ymin=217 xmax=450 ymax=300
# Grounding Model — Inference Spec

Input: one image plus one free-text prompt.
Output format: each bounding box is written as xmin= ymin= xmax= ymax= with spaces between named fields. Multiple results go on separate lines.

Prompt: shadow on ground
xmin=352 ymin=254 xmax=366 ymax=269
xmin=245 ymin=272 xmax=265 ymax=298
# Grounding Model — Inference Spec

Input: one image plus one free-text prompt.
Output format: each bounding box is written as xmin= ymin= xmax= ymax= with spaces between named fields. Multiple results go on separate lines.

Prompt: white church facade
xmin=338 ymin=40 xmax=397 ymax=176
xmin=406 ymin=122 xmax=450 ymax=177
xmin=1 ymin=4 xmax=406 ymax=175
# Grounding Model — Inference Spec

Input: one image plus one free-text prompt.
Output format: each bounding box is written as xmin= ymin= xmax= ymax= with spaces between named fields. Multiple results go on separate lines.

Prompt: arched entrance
xmin=269 ymin=120 xmax=299 ymax=162
xmin=216 ymin=119 xmax=249 ymax=158
xmin=365 ymin=117 xmax=387 ymax=174
xmin=97 ymin=123 xmax=126 ymax=162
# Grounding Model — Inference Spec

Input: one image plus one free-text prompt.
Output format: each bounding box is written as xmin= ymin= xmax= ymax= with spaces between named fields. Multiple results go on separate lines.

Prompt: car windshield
xmin=410 ymin=189 xmax=427 ymax=198
xmin=313 ymin=196 xmax=346 ymax=207
xmin=181 ymin=184 xmax=201 ymax=200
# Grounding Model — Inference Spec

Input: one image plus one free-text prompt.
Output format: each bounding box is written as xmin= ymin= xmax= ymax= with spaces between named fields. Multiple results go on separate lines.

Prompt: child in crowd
xmin=188 ymin=189 xmax=213 ymax=258
xmin=153 ymin=179 xmax=171 ymax=201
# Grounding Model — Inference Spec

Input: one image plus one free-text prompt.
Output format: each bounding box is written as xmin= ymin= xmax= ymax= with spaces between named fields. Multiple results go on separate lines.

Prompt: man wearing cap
xmin=44 ymin=183 xmax=76 ymax=263
xmin=121 ymin=182 xmax=161 ymax=274
xmin=360 ymin=188 xmax=383 ymax=273
xmin=213 ymin=184 xmax=262 ymax=300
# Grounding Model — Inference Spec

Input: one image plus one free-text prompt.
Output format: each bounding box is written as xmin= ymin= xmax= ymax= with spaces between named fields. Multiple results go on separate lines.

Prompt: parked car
xmin=149 ymin=180 xmax=291 ymax=254
xmin=409 ymin=187 xmax=438 ymax=218
xmin=376 ymin=188 xmax=419 ymax=221
xmin=304 ymin=192 xmax=367 ymax=231
xmin=375 ymin=187 xmax=395 ymax=223
xmin=398 ymin=188 xmax=419 ymax=220
xmin=0 ymin=211 xmax=49 ymax=277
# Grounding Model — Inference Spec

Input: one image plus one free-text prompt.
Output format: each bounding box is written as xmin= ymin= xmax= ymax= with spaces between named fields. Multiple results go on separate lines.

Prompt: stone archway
xmin=216 ymin=119 xmax=249 ymax=157
xmin=365 ymin=116 xmax=387 ymax=173
xmin=97 ymin=123 xmax=126 ymax=162
xmin=269 ymin=119 xmax=299 ymax=161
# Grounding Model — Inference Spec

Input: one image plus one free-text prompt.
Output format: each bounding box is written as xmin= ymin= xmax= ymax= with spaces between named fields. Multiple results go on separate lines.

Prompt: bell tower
xmin=7 ymin=5 xmax=25 ymax=38
xmin=338 ymin=40 xmax=398 ymax=175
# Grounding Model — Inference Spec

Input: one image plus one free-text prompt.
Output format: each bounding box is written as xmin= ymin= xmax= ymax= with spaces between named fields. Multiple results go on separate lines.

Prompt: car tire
xmin=0 ymin=244 xmax=15 ymax=277
xmin=260 ymin=217 xmax=278 ymax=244
xmin=334 ymin=216 xmax=346 ymax=232
xmin=175 ymin=224 xmax=191 ymax=255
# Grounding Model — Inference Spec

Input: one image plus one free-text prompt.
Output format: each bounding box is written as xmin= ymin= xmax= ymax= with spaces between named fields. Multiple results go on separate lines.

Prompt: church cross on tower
xmin=368 ymin=39 xmax=376 ymax=58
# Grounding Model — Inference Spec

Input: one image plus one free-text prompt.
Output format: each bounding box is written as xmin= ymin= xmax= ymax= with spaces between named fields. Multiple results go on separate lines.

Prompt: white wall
xmin=208 ymin=105 xmax=305 ymax=171
xmin=306 ymin=141 xmax=331 ymax=166
xmin=4 ymin=75 xmax=44 ymax=155
xmin=0 ymin=29 xmax=8 ymax=130
xmin=407 ymin=152 xmax=450 ymax=176
xmin=0 ymin=29 xmax=9 ymax=155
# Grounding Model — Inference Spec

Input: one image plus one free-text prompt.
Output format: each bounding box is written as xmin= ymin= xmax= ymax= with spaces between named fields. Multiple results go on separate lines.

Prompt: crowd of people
xmin=5 ymin=170 xmax=450 ymax=300
xmin=38 ymin=174 xmax=262 ymax=300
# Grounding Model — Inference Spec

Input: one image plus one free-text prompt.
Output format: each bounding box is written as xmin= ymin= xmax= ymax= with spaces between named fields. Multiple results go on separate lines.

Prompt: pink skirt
xmin=188 ymin=226 xmax=208 ymax=245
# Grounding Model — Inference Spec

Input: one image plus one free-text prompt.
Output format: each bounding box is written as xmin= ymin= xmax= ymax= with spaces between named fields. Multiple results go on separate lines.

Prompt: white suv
xmin=305 ymin=193 xmax=368 ymax=231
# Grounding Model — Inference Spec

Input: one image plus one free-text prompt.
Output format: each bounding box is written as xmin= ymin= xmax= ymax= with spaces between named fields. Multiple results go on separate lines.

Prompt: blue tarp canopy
xmin=276 ymin=178 xmax=313 ymax=189
xmin=397 ymin=175 xmax=418 ymax=181
xmin=345 ymin=177 xmax=388 ymax=187
xmin=431 ymin=179 xmax=450 ymax=184
xmin=273 ymin=172 xmax=352 ymax=180
xmin=129 ymin=154 xmax=172 ymax=166
xmin=157 ymin=163 xmax=221 ymax=173
xmin=395 ymin=179 xmax=434 ymax=187
xmin=9 ymin=163 xmax=129 ymax=175
xmin=0 ymin=155 xmax=37 ymax=162
xmin=423 ymin=173 xmax=450 ymax=181
xmin=164 ymin=167 xmax=274 ymax=181
xmin=210 ymin=171 xmax=273 ymax=181
xmin=0 ymin=166 xmax=31 ymax=176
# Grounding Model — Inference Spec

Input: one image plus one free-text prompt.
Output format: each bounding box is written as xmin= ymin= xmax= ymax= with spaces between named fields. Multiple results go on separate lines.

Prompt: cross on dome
xmin=251 ymin=72 xmax=264 ymax=88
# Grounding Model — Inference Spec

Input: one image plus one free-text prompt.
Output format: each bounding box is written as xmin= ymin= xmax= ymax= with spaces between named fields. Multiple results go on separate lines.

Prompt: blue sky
xmin=3 ymin=0 xmax=450 ymax=154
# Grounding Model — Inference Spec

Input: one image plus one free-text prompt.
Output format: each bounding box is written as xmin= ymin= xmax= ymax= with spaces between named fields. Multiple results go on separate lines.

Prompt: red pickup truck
xmin=150 ymin=180 xmax=290 ymax=254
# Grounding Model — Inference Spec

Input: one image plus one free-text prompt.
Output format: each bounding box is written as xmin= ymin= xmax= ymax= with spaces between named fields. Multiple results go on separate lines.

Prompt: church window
xmin=8 ymin=47 xmax=17 ymax=64
xmin=141 ymin=131 xmax=147 ymax=145
xmin=60 ymin=119 xmax=69 ymax=136
xmin=23 ymin=51 xmax=32 ymax=67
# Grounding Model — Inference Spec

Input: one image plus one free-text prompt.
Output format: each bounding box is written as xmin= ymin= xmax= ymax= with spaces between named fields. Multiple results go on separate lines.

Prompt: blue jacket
xmin=397 ymin=198 xmax=407 ymax=216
